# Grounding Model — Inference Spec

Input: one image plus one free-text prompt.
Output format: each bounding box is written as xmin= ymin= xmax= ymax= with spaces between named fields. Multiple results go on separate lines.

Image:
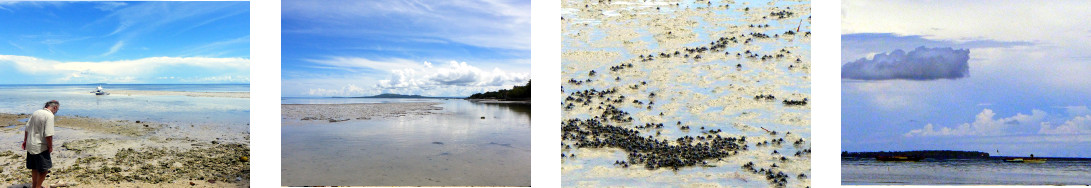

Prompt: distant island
xmin=842 ymin=150 xmax=990 ymax=159
xmin=345 ymin=93 xmax=460 ymax=99
xmin=467 ymin=80 xmax=530 ymax=101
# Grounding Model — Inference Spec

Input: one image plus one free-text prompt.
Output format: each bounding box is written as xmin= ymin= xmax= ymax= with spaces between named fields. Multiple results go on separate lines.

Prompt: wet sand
xmin=281 ymin=100 xmax=531 ymax=186
xmin=0 ymin=113 xmax=249 ymax=187
xmin=281 ymin=102 xmax=443 ymax=124
xmin=562 ymin=0 xmax=811 ymax=187
xmin=110 ymin=90 xmax=250 ymax=98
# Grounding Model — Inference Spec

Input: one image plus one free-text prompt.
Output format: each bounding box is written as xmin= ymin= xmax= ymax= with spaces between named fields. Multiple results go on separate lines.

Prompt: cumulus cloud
xmin=290 ymin=55 xmax=529 ymax=97
xmin=1039 ymin=115 xmax=1091 ymax=135
xmin=296 ymin=59 xmax=529 ymax=97
xmin=905 ymin=109 xmax=1047 ymax=137
xmin=0 ymin=54 xmax=249 ymax=83
xmin=379 ymin=61 xmax=528 ymax=90
xmin=842 ymin=46 xmax=970 ymax=80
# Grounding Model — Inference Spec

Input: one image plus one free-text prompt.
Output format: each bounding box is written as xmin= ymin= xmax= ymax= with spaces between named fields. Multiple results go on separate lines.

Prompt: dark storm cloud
xmin=841 ymin=46 xmax=970 ymax=80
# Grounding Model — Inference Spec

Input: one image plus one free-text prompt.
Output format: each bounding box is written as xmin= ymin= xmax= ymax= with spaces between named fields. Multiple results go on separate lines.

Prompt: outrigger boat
xmin=91 ymin=86 xmax=110 ymax=95
xmin=876 ymin=156 xmax=924 ymax=162
xmin=1004 ymin=158 xmax=1046 ymax=163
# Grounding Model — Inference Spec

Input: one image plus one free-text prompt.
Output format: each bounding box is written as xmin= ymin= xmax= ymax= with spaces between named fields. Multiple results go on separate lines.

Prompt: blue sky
xmin=281 ymin=0 xmax=530 ymax=97
xmin=842 ymin=0 xmax=1091 ymax=157
xmin=0 ymin=1 xmax=249 ymax=84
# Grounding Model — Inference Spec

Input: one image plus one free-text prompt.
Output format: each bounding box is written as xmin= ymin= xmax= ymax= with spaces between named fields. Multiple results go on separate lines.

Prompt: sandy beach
xmin=281 ymin=102 xmax=443 ymax=124
xmin=110 ymin=90 xmax=250 ymax=98
xmin=0 ymin=113 xmax=249 ymax=187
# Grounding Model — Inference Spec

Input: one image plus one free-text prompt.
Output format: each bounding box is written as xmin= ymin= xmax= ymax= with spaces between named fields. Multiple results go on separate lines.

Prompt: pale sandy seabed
xmin=0 ymin=113 xmax=249 ymax=187
xmin=109 ymin=90 xmax=250 ymax=98
xmin=562 ymin=0 xmax=810 ymax=187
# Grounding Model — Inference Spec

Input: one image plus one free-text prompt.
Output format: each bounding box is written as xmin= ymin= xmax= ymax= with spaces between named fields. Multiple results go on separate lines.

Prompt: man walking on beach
xmin=22 ymin=100 xmax=57 ymax=188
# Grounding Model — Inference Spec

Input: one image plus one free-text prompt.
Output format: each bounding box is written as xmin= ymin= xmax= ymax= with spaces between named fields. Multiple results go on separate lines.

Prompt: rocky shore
xmin=0 ymin=113 xmax=249 ymax=187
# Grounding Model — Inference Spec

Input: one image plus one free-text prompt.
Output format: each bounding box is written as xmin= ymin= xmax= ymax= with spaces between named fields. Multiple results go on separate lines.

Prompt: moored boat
xmin=91 ymin=86 xmax=110 ymax=95
xmin=1005 ymin=158 xmax=1046 ymax=163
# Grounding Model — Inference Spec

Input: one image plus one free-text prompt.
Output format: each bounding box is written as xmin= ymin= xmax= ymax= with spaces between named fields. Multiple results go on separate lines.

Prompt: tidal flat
xmin=281 ymin=99 xmax=530 ymax=186
xmin=0 ymin=84 xmax=250 ymax=187
xmin=561 ymin=0 xmax=811 ymax=187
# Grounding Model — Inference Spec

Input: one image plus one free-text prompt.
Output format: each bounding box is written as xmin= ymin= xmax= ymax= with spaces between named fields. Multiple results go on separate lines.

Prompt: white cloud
xmin=304 ymin=57 xmax=423 ymax=72
xmin=90 ymin=2 xmax=247 ymax=38
xmin=0 ymin=54 xmax=249 ymax=83
xmin=294 ymin=58 xmax=528 ymax=97
xmin=93 ymin=2 xmax=126 ymax=11
xmin=1040 ymin=115 xmax=1091 ymax=135
xmin=905 ymin=109 xmax=1047 ymax=137
xmin=283 ymin=0 xmax=530 ymax=50
xmin=100 ymin=41 xmax=125 ymax=57
xmin=178 ymin=36 xmax=250 ymax=57
xmin=306 ymin=84 xmax=369 ymax=97
xmin=843 ymin=0 xmax=1091 ymax=48
xmin=845 ymin=81 xmax=922 ymax=110
xmin=1062 ymin=106 xmax=1091 ymax=117
xmin=378 ymin=60 xmax=529 ymax=89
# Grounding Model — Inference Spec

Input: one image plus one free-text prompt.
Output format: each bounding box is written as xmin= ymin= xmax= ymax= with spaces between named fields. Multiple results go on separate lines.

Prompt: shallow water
xmin=281 ymin=99 xmax=530 ymax=186
xmin=0 ymin=84 xmax=249 ymax=128
xmin=842 ymin=158 xmax=1091 ymax=185
xmin=282 ymin=97 xmax=443 ymax=104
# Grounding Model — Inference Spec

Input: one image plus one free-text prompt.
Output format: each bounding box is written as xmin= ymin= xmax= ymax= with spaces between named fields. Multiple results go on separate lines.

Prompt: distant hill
xmin=842 ymin=150 xmax=990 ymax=159
xmin=467 ymin=80 xmax=530 ymax=101
xmin=347 ymin=93 xmax=458 ymax=99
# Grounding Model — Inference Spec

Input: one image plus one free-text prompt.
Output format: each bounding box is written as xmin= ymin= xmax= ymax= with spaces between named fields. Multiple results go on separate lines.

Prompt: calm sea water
xmin=842 ymin=158 xmax=1091 ymax=185
xmin=0 ymin=84 xmax=250 ymax=127
xmin=281 ymin=98 xmax=531 ymax=186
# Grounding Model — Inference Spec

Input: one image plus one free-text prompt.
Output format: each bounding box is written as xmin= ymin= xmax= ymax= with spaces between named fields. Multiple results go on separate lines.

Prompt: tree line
xmin=842 ymin=150 xmax=990 ymax=159
xmin=467 ymin=80 xmax=530 ymax=101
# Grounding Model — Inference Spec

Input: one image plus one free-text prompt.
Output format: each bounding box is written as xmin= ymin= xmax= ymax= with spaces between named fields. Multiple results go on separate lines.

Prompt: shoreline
xmin=466 ymin=99 xmax=531 ymax=104
xmin=0 ymin=112 xmax=250 ymax=187
xmin=109 ymin=90 xmax=250 ymax=98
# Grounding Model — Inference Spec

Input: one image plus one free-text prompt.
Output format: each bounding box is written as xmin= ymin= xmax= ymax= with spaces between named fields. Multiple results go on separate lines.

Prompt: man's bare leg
xmin=31 ymin=169 xmax=41 ymax=188
xmin=40 ymin=170 xmax=49 ymax=188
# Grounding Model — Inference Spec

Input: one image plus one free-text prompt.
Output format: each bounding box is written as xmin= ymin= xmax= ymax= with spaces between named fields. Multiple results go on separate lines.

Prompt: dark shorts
xmin=26 ymin=151 xmax=52 ymax=171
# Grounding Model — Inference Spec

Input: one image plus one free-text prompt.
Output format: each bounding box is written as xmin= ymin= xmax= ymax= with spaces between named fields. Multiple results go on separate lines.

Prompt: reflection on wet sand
xmin=281 ymin=99 xmax=530 ymax=186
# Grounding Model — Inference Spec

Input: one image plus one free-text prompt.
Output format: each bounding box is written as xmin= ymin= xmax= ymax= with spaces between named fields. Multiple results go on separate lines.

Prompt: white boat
xmin=91 ymin=86 xmax=110 ymax=95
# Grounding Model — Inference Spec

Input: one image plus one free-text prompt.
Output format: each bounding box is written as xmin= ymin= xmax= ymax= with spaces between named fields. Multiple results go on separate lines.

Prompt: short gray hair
xmin=44 ymin=100 xmax=59 ymax=108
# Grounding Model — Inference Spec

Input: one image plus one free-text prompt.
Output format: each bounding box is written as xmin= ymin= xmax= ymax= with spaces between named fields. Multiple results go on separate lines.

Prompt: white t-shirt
xmin=25 ymin=109 xmax=55 ymax=154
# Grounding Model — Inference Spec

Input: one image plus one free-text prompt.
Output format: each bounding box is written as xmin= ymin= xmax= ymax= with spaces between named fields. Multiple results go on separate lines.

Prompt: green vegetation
xmin=467 ymin=80 xmax=530 ymax=101
xmin=842 ymin=150 xmax=990 ymax=159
